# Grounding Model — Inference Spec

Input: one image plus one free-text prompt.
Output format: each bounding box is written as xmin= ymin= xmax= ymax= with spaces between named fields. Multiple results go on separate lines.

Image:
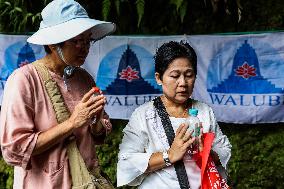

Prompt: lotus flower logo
xmin=235 ymin=62 xmax=257 ymax=79
xmin=119 ymin=65 xmax=140 ymax=82
xmin=19 ymin=59 xmax=30 ymax=67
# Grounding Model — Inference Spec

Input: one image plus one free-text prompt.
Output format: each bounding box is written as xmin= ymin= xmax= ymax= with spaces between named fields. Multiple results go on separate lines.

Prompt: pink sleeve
xmin=0 ymin=69 xmax=40 ymax=170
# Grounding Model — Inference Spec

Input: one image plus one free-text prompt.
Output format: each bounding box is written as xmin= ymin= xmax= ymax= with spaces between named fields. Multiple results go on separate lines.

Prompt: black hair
xmin=44 ymin=45 xmax=52 ymax=54
xmin=154 ymin=41 xmax=197 ymax=80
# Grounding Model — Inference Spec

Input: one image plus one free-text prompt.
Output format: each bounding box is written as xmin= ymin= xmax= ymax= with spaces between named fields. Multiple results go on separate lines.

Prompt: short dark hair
xmin=154 ymin=41 xmax=197 ymax=80
xmin=44 ymin=45 xmax=51 ymax=54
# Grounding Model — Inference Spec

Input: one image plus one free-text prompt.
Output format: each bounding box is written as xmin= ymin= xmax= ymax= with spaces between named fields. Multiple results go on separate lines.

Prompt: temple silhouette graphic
xmin=1 ymin=42 xmax=36 ymax=80
xmin=208 ymin=40 xmax=284 ymax=94
xmin=104 ymin=46 xmax=161 ymax=95
xmin=17 ymin=43 xmax=36 ymax=67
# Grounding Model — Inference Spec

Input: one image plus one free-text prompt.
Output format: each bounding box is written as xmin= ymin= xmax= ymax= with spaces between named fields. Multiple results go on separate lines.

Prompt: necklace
xmin=161 ymin=96 xmax=191 ymax=118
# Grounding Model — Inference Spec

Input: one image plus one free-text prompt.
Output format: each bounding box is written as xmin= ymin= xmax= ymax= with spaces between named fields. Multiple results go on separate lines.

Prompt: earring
xmin=158 ymin=83 xmax=162 ymax=86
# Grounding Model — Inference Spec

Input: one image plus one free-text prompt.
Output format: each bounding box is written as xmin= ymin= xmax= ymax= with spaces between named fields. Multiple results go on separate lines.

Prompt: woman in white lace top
xmin=117 ymin=41 xmax=232 ymax=189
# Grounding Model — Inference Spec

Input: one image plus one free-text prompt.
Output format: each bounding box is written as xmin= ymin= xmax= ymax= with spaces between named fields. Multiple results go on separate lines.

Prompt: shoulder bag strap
xmin=153 ymin=97 xmax=190 ymax=189
xmin=33 ymin=61 xmax=70 ymax=123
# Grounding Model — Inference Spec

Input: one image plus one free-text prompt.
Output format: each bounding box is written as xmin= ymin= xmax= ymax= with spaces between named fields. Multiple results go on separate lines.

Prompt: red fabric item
xmin=193 ymin=133 xmax=230 ymax=189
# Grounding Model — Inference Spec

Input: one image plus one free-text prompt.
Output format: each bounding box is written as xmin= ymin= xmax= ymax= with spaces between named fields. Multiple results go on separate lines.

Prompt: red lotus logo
xmin=19 ymin=60 xmax=29 ymax=67
xmin=119 ymin=66 xmax=140 ymax=82
xmin=235 ymin=62 xmax=257 ymax=79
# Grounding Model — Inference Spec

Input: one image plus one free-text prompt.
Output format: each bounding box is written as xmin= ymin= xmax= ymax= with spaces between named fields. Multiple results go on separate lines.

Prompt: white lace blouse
xmin=117 ymin=100 xmax=231 ymax=189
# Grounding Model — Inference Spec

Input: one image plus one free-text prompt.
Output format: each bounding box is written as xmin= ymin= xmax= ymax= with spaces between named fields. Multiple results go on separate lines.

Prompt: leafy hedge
xmin=1 ymin=120 xmax=284 ymax=189
xmin=222 ymin=123 xmax=284 ymax=188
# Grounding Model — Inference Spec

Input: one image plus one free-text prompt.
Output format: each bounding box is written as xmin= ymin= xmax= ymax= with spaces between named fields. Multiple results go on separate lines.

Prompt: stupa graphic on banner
xmin=17 ymin=43 xmax=36 ymax=67
xmin=208 ymin=40 xmax=284 ymax=94
xmin=104 ymin=46 xmax=161 ymax=95
xmin=1 ymin=42 xmax=36 ymax=81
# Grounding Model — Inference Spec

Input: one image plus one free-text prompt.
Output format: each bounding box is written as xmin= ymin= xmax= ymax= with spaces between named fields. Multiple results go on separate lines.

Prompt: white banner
xmin=1 ymin=33 xmax=284 ymax=123
xmin=0 ymin=34 xmax=46 ymax=101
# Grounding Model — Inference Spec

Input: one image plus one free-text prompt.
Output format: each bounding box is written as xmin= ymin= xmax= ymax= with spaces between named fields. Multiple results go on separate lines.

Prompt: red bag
xmin=193 ymin=133 xmax=230 ymax=189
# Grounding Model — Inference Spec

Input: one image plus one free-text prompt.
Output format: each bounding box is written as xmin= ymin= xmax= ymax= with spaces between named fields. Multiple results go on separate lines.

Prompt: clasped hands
xmin=68 ymin=88 xmax=112 ymax=133
xmin=168 ymin=123 xmax=204 ymax=164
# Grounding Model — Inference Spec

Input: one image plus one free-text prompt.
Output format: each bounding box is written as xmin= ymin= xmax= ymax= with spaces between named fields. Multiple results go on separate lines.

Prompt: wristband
xmin=162 ymin=151 xmax=172 ymax=166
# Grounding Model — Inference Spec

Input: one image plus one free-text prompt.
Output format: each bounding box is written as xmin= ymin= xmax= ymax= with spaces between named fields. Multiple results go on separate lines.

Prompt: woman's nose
xmin=177 ymin=76 xmax=187 ymax=85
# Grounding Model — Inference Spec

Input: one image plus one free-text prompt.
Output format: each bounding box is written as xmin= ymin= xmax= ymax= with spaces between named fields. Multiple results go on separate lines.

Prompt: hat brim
xmin=27 ymin=18 xmax=116 ymax=45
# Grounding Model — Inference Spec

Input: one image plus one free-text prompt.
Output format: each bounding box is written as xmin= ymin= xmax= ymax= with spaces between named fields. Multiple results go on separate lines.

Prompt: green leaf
xmin=26 ymin=12 xmax=33 ymax=18
xmin=32 ymin=12 xmax=41 ymax=24
xmin=179 ymin=1 xmax=187 ymax=23
xmin=14 ymin=6 xmax=23 ymax=12
xmin=4 ymin=1 xmax=11 ymax=6
xmin=170 ymin=0 xmax=183 ymax=12
xmin=114 ymin=0 xmax=120 ymax=15
xmin=136 ymin=0 xmax=145 ymax=27
xmin=102 ymin=0 xmax=111 ymax=20
xmin=0 ymin=6 xmax=12 ymax=16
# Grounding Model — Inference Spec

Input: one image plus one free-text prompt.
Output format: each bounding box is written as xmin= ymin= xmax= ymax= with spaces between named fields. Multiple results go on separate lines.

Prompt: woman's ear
xmin=155 ymin=72 xmax=162 ymax=85
xmin=47 ymin=45 xmax=56 ymax=52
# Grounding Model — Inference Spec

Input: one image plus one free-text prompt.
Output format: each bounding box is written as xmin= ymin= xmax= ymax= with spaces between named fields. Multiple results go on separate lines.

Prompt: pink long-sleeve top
xmin=0 ymin=63 xmax=101 ymax=188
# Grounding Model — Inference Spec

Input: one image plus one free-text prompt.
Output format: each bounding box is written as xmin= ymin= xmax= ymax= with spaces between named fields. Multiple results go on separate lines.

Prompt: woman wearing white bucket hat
xmin=0 ymin=0 xmax=115 ymax=188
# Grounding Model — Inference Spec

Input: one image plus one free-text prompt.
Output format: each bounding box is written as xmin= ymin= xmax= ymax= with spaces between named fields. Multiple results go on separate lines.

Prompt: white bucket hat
xmin=27 ymin=0 xmax=116 ymax=45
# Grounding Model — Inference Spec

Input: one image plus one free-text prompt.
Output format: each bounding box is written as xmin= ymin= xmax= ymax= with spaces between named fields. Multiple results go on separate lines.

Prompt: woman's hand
xmin=69 ymin=88 xmax=106 ymax=129
xmin=168 ymin=123 xmax=196 ymax=163
xmin=101 ymin=113 xmax=112 ymax=133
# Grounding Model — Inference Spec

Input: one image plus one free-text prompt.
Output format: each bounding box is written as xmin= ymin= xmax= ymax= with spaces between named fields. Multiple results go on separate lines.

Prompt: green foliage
xmin=170 ymin=0 xmax=188 ymax=23
xmin=0 ymin=0 xmax=49 ymax=33
xmin=96 ymin=119 xmax=136 ymax=189
xmin=96 ymin=119 xmax=126 ymax=183
xmin=0 ymin=156 xmax=13 ymax=189
xmin=0 ymin=0 xmax=249 ymax=34
xmin=1 ymin=0 xmax=283 ymax=35
xmin=0 ymin=0 xmax=283 ymax=35
xmin=222 ymin=123 xmax=284 ymax=188
xmin=179 ymin=1 xmax=188 ymax=23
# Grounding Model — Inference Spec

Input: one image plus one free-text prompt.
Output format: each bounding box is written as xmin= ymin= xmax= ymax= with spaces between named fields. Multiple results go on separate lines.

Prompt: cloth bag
xmin=193 ymin=133 xmax=231 ymax=189
xmin=33 ymin=61 xmax=114 ymax=189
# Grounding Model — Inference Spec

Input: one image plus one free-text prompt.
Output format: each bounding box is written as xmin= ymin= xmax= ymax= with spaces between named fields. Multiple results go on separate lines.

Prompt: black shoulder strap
xmin=153 ymin=97 xmax=190 ymax=189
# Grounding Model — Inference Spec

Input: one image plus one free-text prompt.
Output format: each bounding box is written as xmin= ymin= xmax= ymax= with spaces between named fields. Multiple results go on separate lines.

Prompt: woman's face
xmin=61 ymin=29 xmax=93 ymax=66
xmin=155 ymin=57 xmax=196 ymax=104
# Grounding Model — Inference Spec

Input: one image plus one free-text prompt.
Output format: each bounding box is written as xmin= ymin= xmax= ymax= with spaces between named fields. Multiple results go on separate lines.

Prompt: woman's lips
xmin=178 ymin=91 xmax=188 ymax=94
xmin=177 ymin=92 xmax=189 ymax=96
